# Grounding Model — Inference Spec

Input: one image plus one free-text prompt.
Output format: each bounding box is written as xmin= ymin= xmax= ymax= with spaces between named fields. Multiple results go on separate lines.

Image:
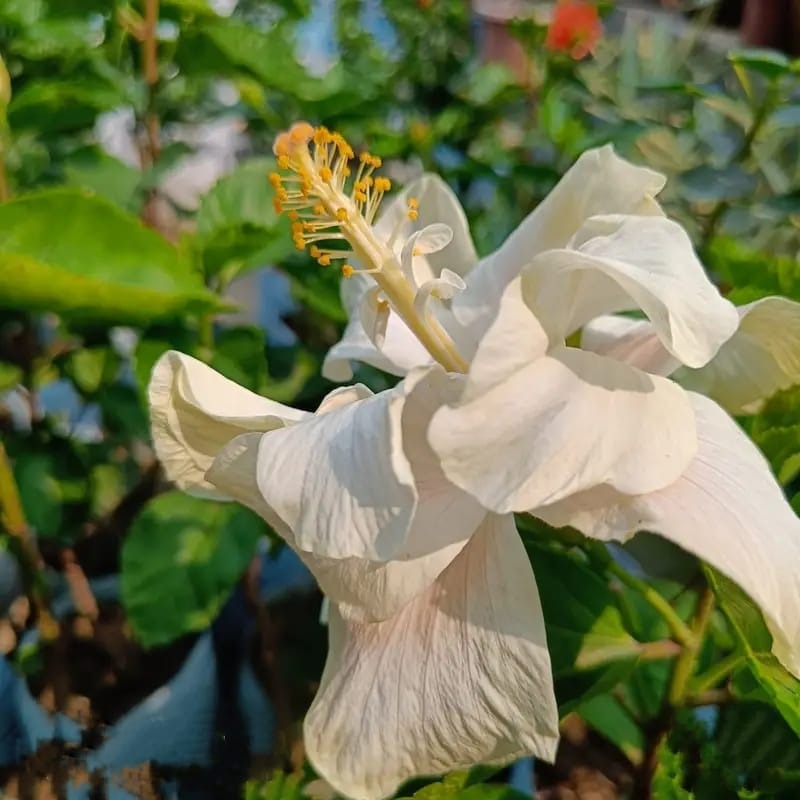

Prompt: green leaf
xmin=0 ymin=362 xmax=22 ymax=392
xmin=729 ymin=48 xmax=791 ymax=80
xmin=706 ymin=567 xmax=800 ymax=738
xmin=197 ymin=158 xmax=293 ymax=276
xmin=121 ymin=492 xmax=266 ymax=646
xmin=13 ymin=452 xmax=62 ymax=537
xmin=63 ymin=147 xmax=142 ymax=210
xmin=0 ymin=189 xmax=220 ymax=323
xmin=652 ymin=741 xmax=693 ymax=799
xmin=680 ymin=165 xmax=757 ymax=203
xmin=579 ymin=693 xmax=644 ymax=764
xmin=526 ymin=540 xmax=642 ymax=712
xmin=63 ymin=347 xmax=119 ymax=396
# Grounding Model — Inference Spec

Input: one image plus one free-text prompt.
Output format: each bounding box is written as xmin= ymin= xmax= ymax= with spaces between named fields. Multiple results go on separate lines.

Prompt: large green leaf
xmin=526 ymin=540 xmax=643 ymax=712
xmin=706 ymin=567 xmax=800 ymax=738
xmin=197 ymin=158 xmax=293 ymax=276
xmin=121 ymin=492 xmax=266 ymax=647
xmin=0 ymin=189 xmax=220 ymax=323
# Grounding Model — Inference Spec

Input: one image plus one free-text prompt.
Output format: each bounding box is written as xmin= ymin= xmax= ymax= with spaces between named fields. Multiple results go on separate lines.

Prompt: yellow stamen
xmin=342 ymin=264 xmax=354 ymax=278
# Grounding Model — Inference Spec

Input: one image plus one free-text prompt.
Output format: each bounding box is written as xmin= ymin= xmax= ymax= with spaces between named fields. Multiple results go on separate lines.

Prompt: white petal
xmin=148 ymin=351 xmax=309 ymax=495
xmin=358 ymin=287 xmax=390 ymax=349
xmin=524 ymin=215 xmax=739 ymax=367
xmin=536 ymin=392 xmax=800 ymax=677
xmin=322 ymin=313 xmax=433 ymax=381
xmin=304 ymin=513 xmax=559 ymax=800
xmin=580 ymin=315 xmax=680 ymax=375
xmin=430 ymin=337 xmax=697 ymax=513
xmin=677 ymin=296 xmax=800 ymax=413
xmin=206 ymin=428 xmax=470 ymax=622
xmin=451 ymin=146 xmax=666 ymax=353
xmin=210 ymin=366 xmax=484 ymax=563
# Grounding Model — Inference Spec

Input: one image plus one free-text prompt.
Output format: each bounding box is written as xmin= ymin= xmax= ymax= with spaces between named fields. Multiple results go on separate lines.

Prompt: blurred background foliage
xmin=2 ymin=0 xmax=800 ymax=798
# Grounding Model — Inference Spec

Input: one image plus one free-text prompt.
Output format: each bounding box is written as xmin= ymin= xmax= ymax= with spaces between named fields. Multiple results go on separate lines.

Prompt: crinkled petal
xmin=677 ymin=296 xmax=800 ymax=413
xmin=148 ymin=351 xmax=309 ymax=495
xmin=400 ymin=222 xmax=455 ymax=287
xmin=536 ymin=392 xmax=800 ymax=677
xmin=430 ymin=279 xmax=697 ymax=514
xmin=205 ymin=429 xmax=469 ymax=622
xmin=304 ymin=513 xmax=559 ymax=800
xmin=580 ymin=315 xmax=680 ymax=375
xmin=451 ymin=145 xmax=666 ymax=354
xmin=524 ymin=215 xmax=739 ymax=367
xmin=210 ymin=366 xmax=484 ymax=562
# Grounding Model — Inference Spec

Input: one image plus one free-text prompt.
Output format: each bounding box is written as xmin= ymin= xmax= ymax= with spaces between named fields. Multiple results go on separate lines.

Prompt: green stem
xmin=668 ymin=586 xmax=715 ymax=705
xmin=600 ymin=554 xmax=695 ymax=648
xmin=691 ymin=651 xmax=743 ymax=695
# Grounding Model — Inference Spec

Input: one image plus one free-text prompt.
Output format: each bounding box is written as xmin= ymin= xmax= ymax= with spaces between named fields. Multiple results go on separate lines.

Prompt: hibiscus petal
xmin=451 ymin=146 xmax=666 ymax=352
xmin=525 ymin=215 xmax=739 ymax=367
xmin=584 ymin=297 xmax=800 ymax=414
xmin=580 ymin=315 xmax=680 ymax=375
xmin=304 ymin=513 xmax=559 ymax=800
xmin=400 ymin=222 xmax=455 ymax=287
xmin=677 ymin=296 xmax=800 ymax=413
xmin=211 ymin=366 xmax=484 ymax=562
xmin=536 ymin=392 xmax=800 ymax=677
xmin=359 ymin=287 xmax=390 ymax=349
xmin=430 ymin=282 xmax=697 ymax=513
xmin=206 ymin=428 xmax=470 ymax=622
xmin=148 ymin=351 xmax=309 ymax=495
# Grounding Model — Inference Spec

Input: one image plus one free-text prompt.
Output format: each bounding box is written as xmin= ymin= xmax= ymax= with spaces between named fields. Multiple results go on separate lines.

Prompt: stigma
xmin=270 ymin=122 xmax=408 ymax=277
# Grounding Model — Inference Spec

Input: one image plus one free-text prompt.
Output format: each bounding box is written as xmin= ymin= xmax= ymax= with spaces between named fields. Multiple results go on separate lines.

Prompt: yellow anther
xmin=287 ymin=210 xmax=299 ymax=221
xmin=318 ymin=254 xmax=331 ymax=266
xmin=408 ymin=197 xmax=419 ymax=209
xmin=277 ymin=155 xmax=290 ymax=170
xmin=289 ymin=121 xmax=315 ymax=143
xmin=313 ymin=126 xmax=332 ymax=145
xmin=310 ymin=245 xmax=321 ymax=258
xmin=273 ymin=132 xmax=292 ymax=158
xmin=320 ymin=166 xmax=333 ymax=183
xmin=269 ymin=172 xmax=282 ymax=187
xmin=355 ymin=191 xmax=367 ymax=203
xmin=408 ymin=209 xmax=419 ymax=221
xmin=374 ymin=177 xmax=391 ymax=192
xmin=359 ymin=152 xmax=373 ymax=163
xmin=313 ymin=203 xmax=325 ymax=216
xmin=273 ymin=197 xmax=283 ymax=214
xmin=294 ymin=237 xmax=306 ymax=251
xmin=292 ymin=222 xmax=305 ymax=234
xmin=342 ymin=264 xmax=355 ymax=278
xmin=336 ymin=207 xmax=348 ymax=222
xmin=371 ymin=156 xmax=382 ymax=168
xmin=412 ymin=246 xmax=422 ymax=256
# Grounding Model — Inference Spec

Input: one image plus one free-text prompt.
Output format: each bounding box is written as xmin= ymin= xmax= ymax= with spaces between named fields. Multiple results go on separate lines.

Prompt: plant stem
xmin=141 ymin=0 xmax=160 ymax=165
xmin=601 ymin=555 xmax=695 ymax=648
xmin=691 ymin=651 xmax=743 ymax=695
xmin=668 ymin=586 xmax=715 ymax=705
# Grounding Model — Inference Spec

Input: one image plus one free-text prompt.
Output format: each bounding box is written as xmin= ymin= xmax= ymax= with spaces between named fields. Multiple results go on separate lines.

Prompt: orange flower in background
xmin=545 ymin=1 xmax=603 ymax=60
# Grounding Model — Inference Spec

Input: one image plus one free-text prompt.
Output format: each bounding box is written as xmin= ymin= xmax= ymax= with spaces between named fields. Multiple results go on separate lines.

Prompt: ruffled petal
xmin=583 ymin=297 xmax=800 ymax=414
xmin=536 ymin=392 xmax=800 ymax=677
xmin=304 ymin=513 xmax=559 ymax=800
xmin=430 ymin=280 xmax=697 ymax=514
xmin=451 ymin=146 xmax=666 ymax=352
xmin=209 ymin=367 xmax=484 ymax=563
xmin=148 ymin=351 xmax=309 ymax=495
xmin=205 ymin=428 xmax=470 ymax=622
xmin=677 ymin=296 xmax=800 ymax=413
xmin=524 ymin=215 xmax=739 ymax=367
